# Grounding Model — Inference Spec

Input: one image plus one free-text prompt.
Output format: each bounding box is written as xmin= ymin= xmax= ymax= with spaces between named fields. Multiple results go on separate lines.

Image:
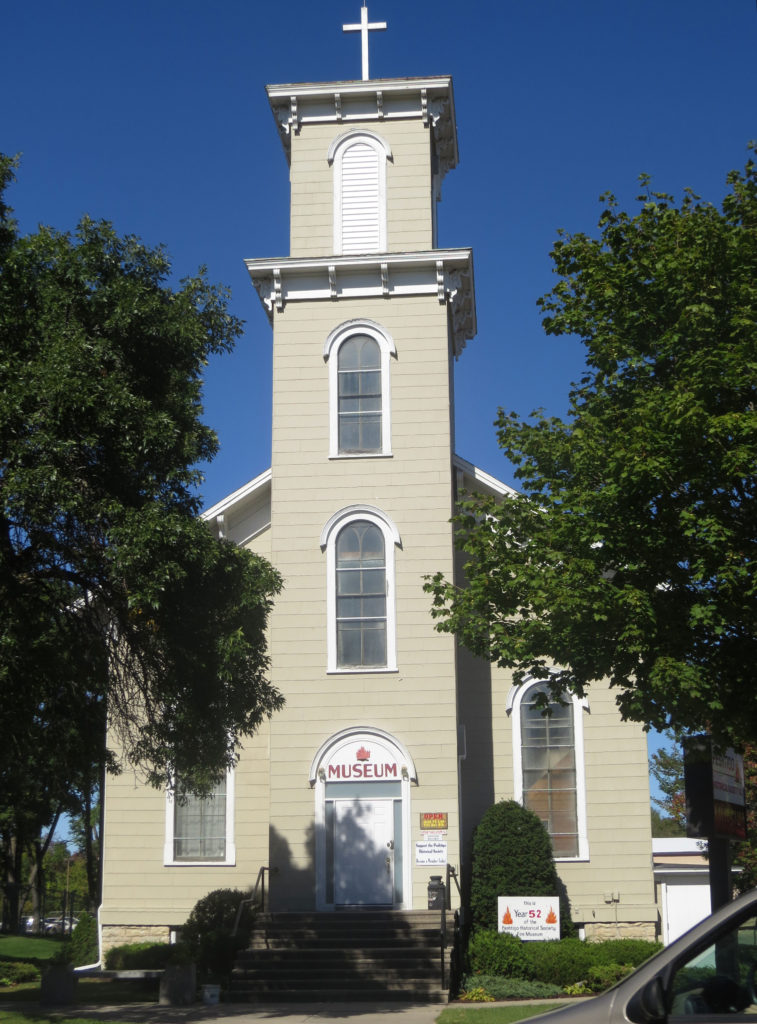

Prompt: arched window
xmin=324 ymin=320 xmax=395 ymax=458
xmin=321 ymin=506 xmax=400 ymax=672
xmin=338 ymin=335 xmax=381 ymax=453
xmin=510 ymin=681 xmax=588 ymax=860
xmin=328 ymin=130 xmax=391 ymax=255
xmin=336 ymin=521 xmax=386 ymax=668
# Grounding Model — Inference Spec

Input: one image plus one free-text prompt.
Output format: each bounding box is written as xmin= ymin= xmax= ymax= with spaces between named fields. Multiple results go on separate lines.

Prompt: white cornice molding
xmin=266 ymin=76 xmax=458 ymax=182
xmin=245 ymin=249 xmax=476 ymax=356
xmin=202 ymin=468 xmax=272 ymax=523
xmin=452 ymin=454 xmax=519 ymax=498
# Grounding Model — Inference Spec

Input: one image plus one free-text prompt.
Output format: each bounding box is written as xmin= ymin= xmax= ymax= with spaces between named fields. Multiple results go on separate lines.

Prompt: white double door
xmin=333 ymin=798 xmax=394 ymax=906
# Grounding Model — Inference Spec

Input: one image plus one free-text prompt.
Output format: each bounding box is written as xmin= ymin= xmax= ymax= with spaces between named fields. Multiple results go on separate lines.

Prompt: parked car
xmin=43 ymin=916 xmax=78 ymax=934
xmin=536 ymin=888 xmax=757 ymax=1023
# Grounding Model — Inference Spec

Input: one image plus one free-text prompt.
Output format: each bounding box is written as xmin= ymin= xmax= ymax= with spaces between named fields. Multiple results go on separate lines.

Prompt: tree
xmin=0 ymin=155 xmax=282 ymax=828
xmin=425 ymin=150 xmax=757 ymax=749
xmin=469 ymin=800 xmax=573 ymax=936
xmin=650 ymin=736 xmax=688 ymax=833
xmin=651 ymin=808 xmax=686 ymax=838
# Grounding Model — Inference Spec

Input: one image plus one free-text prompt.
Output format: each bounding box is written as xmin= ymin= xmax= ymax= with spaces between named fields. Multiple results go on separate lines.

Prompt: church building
xmin=100 ymin=10 xmax=657 ymax=955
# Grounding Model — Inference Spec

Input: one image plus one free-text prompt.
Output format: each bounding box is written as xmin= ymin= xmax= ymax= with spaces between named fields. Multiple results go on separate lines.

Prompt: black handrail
xmin=232 ymin=865 xmax=274 ymax=937
xmin=441 ymin=865 xmax=463 ymax=996
xmin=446 ymin=863 xmax=461 ymax=909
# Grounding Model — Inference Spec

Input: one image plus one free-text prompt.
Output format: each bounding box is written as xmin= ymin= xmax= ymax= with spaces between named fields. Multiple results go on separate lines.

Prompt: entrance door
xmin=334 ymin=798 xmax=394 ymax=905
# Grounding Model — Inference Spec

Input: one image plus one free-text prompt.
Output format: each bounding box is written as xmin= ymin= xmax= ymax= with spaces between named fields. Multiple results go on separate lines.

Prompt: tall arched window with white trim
xmin=324 ymin=320 xmax=395 ymax=458
xmin=510 ymin=681 xmax=589 ymax=860
xmin=338 ymin=335 xmax=381 ymax=453
xmin=321 ymin=506 xmax=400 ymax=673
xmin=336 ymin=521 xmax=386 ymax=667
xmin=328 ymin=130 xmax=391 ymax=255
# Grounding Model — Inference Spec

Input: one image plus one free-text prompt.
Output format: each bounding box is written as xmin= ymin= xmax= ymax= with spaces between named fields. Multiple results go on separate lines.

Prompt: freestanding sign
xmin=684 ymin=736 xmax=747 ymax=840
xmin=498 ymin=896 xmax=560 ymax=941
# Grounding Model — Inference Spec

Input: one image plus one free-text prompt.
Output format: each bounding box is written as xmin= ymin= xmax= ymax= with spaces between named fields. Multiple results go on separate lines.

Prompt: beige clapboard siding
xmin=290 ymin=120 xmax=433 ymax=256
xmin=100 ymin=724 xmax=273 ymax=928
xmin=455 ymin=641 xmax=655 ymax=921
xmin=265 ymin=291 xmax=460 ymax=907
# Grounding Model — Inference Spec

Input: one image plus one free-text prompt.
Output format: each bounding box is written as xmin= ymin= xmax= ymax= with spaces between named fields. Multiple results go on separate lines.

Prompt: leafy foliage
xmin=466 ymin=932 xmax=662 ymax=995
xmin=461 ymin=976 xmax=563 ymax=1000
xmin=650 ymin=736 xmax=688 ymax=830
xmin=589 ymin=938 xmax=661 ymax=966
xmin=468 ymin=931 xmax=532 ymax=978
xmin=104 ymin=942 xmax=176 ymax=970
xmin=469 ymin=800 xmax=573 ymax=935
xmin=0 ymin=959 xmax=41 ymax=986
xmin=69 ymin=912 xmax=98 ymax=967
xmin=425 ymin=150 xmax=757 ymax=747
xmin=181 ymin=888 xmax=254 ymax=982
xmin=0 ymin=155 xmax=283 ymax=799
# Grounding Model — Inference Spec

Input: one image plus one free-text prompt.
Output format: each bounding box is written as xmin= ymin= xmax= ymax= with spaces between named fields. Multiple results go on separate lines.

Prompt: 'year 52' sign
xmin=497 ymin=896 xmax=560 ymax=941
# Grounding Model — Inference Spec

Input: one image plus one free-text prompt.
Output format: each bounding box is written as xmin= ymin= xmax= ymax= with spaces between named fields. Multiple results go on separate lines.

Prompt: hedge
xmin=467 ymin=932 xmax=663 ymax=993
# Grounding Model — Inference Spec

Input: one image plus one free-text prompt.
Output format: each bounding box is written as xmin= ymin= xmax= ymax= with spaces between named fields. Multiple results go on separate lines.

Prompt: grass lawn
xmin=0 ymin=976 xmax=159 ymax=1005
xmin=0 ymin=935 xmax=65 ymax=960
xmin=438 ymin=1005 xmax=566 ymax=1024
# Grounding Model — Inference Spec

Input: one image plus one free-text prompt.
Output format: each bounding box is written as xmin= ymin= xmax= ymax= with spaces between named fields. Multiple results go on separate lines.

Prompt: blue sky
xmin=4 ymin=1 xmax=756 ymax=781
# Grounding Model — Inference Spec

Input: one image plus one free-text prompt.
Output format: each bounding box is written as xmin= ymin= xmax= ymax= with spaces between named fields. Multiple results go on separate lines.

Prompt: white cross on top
xmin=343 ymin=5 xmax=387 ymax=81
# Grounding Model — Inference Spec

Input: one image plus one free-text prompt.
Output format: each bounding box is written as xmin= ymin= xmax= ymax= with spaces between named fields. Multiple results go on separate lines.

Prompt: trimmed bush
xmin=70 ymin=912 xmax=99 ymax=967
xmin=464 ymin=932 xmax=663 ymax=995
xmin=470 ymin=800 xmax=574 ymax=936
xmin=468 ymin=931 xmax=533 ymax=979
xmin=182 ymin=888 xmax=255 ymax=982
xmin=525 ymin=937 xmax=594 ymax=988
xmin=104 ymin=941 xmax=175 ymax=970
xmin=590 ymin=938 xmax=661 ymax=967
xmin=585 ymin=963 xmax=635 ymax=992
xmin=0 ymin=960 xmax=41 ymax=986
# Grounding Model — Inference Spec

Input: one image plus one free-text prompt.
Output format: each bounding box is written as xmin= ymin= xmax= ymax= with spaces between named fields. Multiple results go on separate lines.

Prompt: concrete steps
xmin=230 ymin=910 xmax=454 ymax=1003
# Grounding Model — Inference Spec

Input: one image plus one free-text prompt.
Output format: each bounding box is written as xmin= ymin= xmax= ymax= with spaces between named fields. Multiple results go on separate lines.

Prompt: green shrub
xmin=464 ymin=933 xmax=659 ymax=993
xmin=584 ymin=962 xmax=634 ymax=992
xmin=469 ymin=800 xmax=574 ymax=936
xmin=459 ymin=985 xmax=496 ymax=1002
xmin=525 ymin=937 xmax=594 ymax=988
xmin=468 ymin=931 xmax=532 ymax=979
xmin=104 ymin=941 xmax=175 ymax=970
xmin=181 ymin=888 xmax=253 ymax=947
xmin=182 ymin=888 xmax=254 ymax=982
xmin=0 ymin=959 xmax=41 ymax=986
xmin=589 ymin=938 xmax=662 ymax=967
xmin=464 ymin=974 xmax=564 ymax=1000
xmin=70 ymin=912 xmax=99 ymax=967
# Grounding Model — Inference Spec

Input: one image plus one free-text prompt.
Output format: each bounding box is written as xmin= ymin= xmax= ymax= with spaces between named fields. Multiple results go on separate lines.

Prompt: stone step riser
xmin=230 ymin=911 xmax=453 ymax=1004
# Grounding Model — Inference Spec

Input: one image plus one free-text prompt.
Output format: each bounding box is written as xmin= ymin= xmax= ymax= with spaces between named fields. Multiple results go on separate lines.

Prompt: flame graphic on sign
xmin=502 ymin=907 xmax=513 ymax=925
xmin=546 ymin=907 xmax=557 ymax=924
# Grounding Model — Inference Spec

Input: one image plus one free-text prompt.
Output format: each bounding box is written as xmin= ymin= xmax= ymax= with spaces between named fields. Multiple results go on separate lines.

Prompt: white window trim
xmin=163 ymin=769 xmax=236 ymax=866
xmin=324 ymin=319 xmax=395 ymax=459
xmin=508 ymin=680 xmax=589 ymax=862
xmin=320 ymin=505 xmax=401 ymax=673
xmin=328 ymin=130 xmax=391 ymax=255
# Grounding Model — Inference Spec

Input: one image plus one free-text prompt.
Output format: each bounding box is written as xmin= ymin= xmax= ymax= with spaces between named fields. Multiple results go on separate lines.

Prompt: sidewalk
xmin=0 ymin=999 xmax=447 ymax=1024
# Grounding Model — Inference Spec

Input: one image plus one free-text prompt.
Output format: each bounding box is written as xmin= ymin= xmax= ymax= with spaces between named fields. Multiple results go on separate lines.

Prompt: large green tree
xmin=426 ymin=151 xmax=757 ymax=748
xmin=0 ymin=154 xmax=282 ymax=812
